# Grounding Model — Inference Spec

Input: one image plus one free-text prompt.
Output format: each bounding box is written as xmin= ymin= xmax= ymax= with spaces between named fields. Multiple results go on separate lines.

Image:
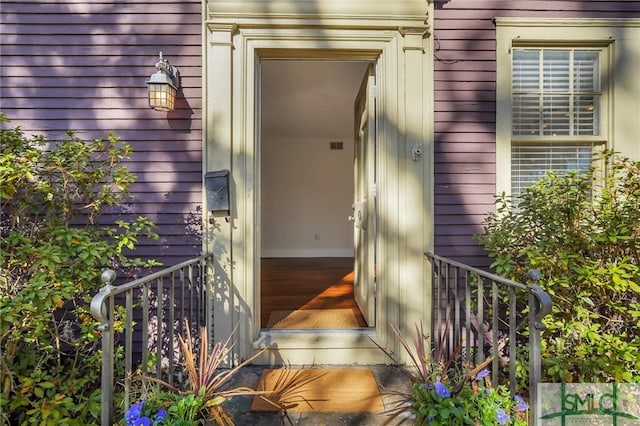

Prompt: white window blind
xmin=511 ymin=142 xmax=596 ymax=198
xmin=510 ymin=48 xmax=603 ymax=201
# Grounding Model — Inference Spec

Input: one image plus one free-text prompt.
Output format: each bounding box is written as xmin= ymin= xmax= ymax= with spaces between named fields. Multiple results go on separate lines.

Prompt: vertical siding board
xmin=433 ymin=0 xmax=640 ymax=265
xmin=0 ymin=1 xmax=203 ymax=264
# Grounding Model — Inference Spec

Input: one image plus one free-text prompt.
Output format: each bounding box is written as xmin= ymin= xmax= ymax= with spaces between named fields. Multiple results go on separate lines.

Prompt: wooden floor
xmin=260 ymin=257 xmax=368 ymax=328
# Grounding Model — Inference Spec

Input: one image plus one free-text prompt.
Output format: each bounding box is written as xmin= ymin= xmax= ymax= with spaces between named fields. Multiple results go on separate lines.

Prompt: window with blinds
xmin=510 ymin=48 xmax=605 ymax=201
xmin=511 ymin=141 xmax=596 ymax=197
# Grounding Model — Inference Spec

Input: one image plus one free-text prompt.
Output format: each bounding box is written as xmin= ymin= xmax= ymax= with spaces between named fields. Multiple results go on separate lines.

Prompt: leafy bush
xmin=126 ymin=322 xmax=271 ymax=426
xmin=386 ymin=324 xmax=528 ymax=425
xmin=477 ymin=152 xmax=640 ymax=383
xmin=0 ymin=114 xmax=159 ymax=424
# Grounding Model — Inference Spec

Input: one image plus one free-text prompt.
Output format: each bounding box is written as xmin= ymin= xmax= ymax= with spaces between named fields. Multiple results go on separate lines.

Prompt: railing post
xmin=90 ymin=269 xmax=117 ymax=426
xmin=527 ymin=269 xmax=552 ymax=426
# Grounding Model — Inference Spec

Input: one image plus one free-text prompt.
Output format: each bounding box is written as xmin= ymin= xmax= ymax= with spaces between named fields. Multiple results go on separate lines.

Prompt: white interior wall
xmin=260 ymin=61 xmax=369 ymax=257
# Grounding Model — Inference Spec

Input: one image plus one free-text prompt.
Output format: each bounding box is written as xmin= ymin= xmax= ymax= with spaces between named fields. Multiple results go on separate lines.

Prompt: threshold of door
xmin=251 ymin=328 xmax=389 ymax=365
xmin=255 ymin=327 xmax=376 ymax=347
xmin=252 ymin=328 xmax=394 ymax=366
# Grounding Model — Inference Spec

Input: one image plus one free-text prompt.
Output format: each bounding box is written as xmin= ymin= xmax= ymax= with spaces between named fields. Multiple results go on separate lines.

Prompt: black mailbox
xmin=204 ymin=170 xmax=230 ymax=214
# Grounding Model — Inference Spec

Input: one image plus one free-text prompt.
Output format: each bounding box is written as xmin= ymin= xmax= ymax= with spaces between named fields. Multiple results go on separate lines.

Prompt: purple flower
xmin=434 ymin=381 xmax=451 ymax=398
xmin=155 ymin=408 xmax=167 ymax=423
xmin=495 ymin=408 xmax=510 ymax=425
xmin=133 ymin=417 xmax=152 ymax=426
xmin=476 ymin=368 xmax=490 ymax=380
xmin=125 ymin=401 xmax=145 ymax=424
xmin=514 ymin=395 xmax=529 ymax=411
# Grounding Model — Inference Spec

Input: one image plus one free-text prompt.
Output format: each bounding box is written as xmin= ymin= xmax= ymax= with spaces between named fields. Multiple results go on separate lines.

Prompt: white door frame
xmin=203 ymin=1 xmax=434 ymax=365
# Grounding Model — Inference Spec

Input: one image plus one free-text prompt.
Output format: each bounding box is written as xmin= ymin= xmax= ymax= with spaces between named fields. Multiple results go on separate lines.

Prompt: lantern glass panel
xmin=148 ymin=83 xmax=176 ymax=111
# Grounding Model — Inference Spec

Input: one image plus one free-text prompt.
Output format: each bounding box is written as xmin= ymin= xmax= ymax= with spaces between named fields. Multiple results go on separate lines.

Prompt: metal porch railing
xmin=90 ymin=251 xmax=551 ymax=425
xmin=426 ymin=251 xmax=552 ymax=425
xmin=90 ymin=254 xmax=211 ymax=426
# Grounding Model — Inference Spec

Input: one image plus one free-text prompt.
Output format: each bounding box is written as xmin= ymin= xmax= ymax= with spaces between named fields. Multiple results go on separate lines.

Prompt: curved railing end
xmin=90 ymin=269 xmax=117 ymax=329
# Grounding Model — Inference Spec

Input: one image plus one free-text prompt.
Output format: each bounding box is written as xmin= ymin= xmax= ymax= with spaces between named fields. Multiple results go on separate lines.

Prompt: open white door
xmin=352 ymin=64 xmax=376 ymax=327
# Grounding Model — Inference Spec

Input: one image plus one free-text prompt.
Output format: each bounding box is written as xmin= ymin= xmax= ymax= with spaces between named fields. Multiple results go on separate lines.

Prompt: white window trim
xmin=495 ymin=18 xmax=640 ymax=197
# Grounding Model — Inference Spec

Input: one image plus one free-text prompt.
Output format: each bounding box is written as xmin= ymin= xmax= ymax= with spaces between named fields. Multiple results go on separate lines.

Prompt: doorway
xmin=259 ymin=60 xmax=374 ymax=330
xmin=204 ymin=14 xmax=433 ymax=364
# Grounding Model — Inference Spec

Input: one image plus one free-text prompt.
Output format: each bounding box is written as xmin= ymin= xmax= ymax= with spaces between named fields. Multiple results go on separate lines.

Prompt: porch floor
xmin=261 ymin=257 xmax=368 ymax=328
xmin=218 ymin=364 xmax=413 ymax=425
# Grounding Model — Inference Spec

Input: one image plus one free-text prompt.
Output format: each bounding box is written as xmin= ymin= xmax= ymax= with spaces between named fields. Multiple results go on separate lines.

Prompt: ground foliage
xmin=477 ymin=151 xmax=640 ymax=383
xmin=385 ymin=324 xmax=528 ymax=425
xmin=124 ymin=323 xmax=272 ymax=426
xmin=0 ymin=114 xmax=159 ymax=424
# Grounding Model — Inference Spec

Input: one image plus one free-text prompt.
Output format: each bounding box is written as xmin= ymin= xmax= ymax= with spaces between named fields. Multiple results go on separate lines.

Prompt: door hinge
xmin=373 ymin=280 xmax=377 ymax=297
xmin=371 ymin=183 xmax=377 ymax=198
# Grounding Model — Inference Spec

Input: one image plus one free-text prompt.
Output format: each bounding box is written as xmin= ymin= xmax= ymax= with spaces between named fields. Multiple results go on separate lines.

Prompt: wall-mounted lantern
xmin=147 ymin=52 xmax=180 ymax=112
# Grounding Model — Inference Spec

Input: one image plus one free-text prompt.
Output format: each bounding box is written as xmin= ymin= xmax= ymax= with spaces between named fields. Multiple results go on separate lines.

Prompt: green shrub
xmin=386 ymin=324 xmax=529 ymax=425
xmin=477 ymin=151 xmax=640 ymax=383
xmin=122 ymin=322 xmax=271 ymax=426
xmin=0 ymin=113 xmax=159 ymax=424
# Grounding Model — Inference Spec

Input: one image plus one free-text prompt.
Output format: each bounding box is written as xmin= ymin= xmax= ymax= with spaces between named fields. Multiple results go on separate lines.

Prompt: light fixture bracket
xmin=152 ymin=52 xmax=180 ymax=89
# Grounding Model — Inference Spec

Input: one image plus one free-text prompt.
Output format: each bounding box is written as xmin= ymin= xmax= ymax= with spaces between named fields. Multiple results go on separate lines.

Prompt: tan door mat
xmin=251 ymin=368 xmax=385 ymax=413
xmin=265 ymin=309 xmax=359 ymax=329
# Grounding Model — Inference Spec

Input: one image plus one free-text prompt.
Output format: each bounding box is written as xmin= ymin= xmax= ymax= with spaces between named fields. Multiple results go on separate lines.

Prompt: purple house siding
xmin=4 ymin=1 xmax=640 ymax=272
xmin=433 ymin=0 xmax=640 ymax=267
xmin=0 ymin=0 xmax=203 ymax=268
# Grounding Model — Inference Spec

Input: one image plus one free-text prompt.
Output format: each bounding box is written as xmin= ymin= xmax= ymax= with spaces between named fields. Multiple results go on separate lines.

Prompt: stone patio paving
xmin=220 ymin=365 xmax=414 ymax=425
